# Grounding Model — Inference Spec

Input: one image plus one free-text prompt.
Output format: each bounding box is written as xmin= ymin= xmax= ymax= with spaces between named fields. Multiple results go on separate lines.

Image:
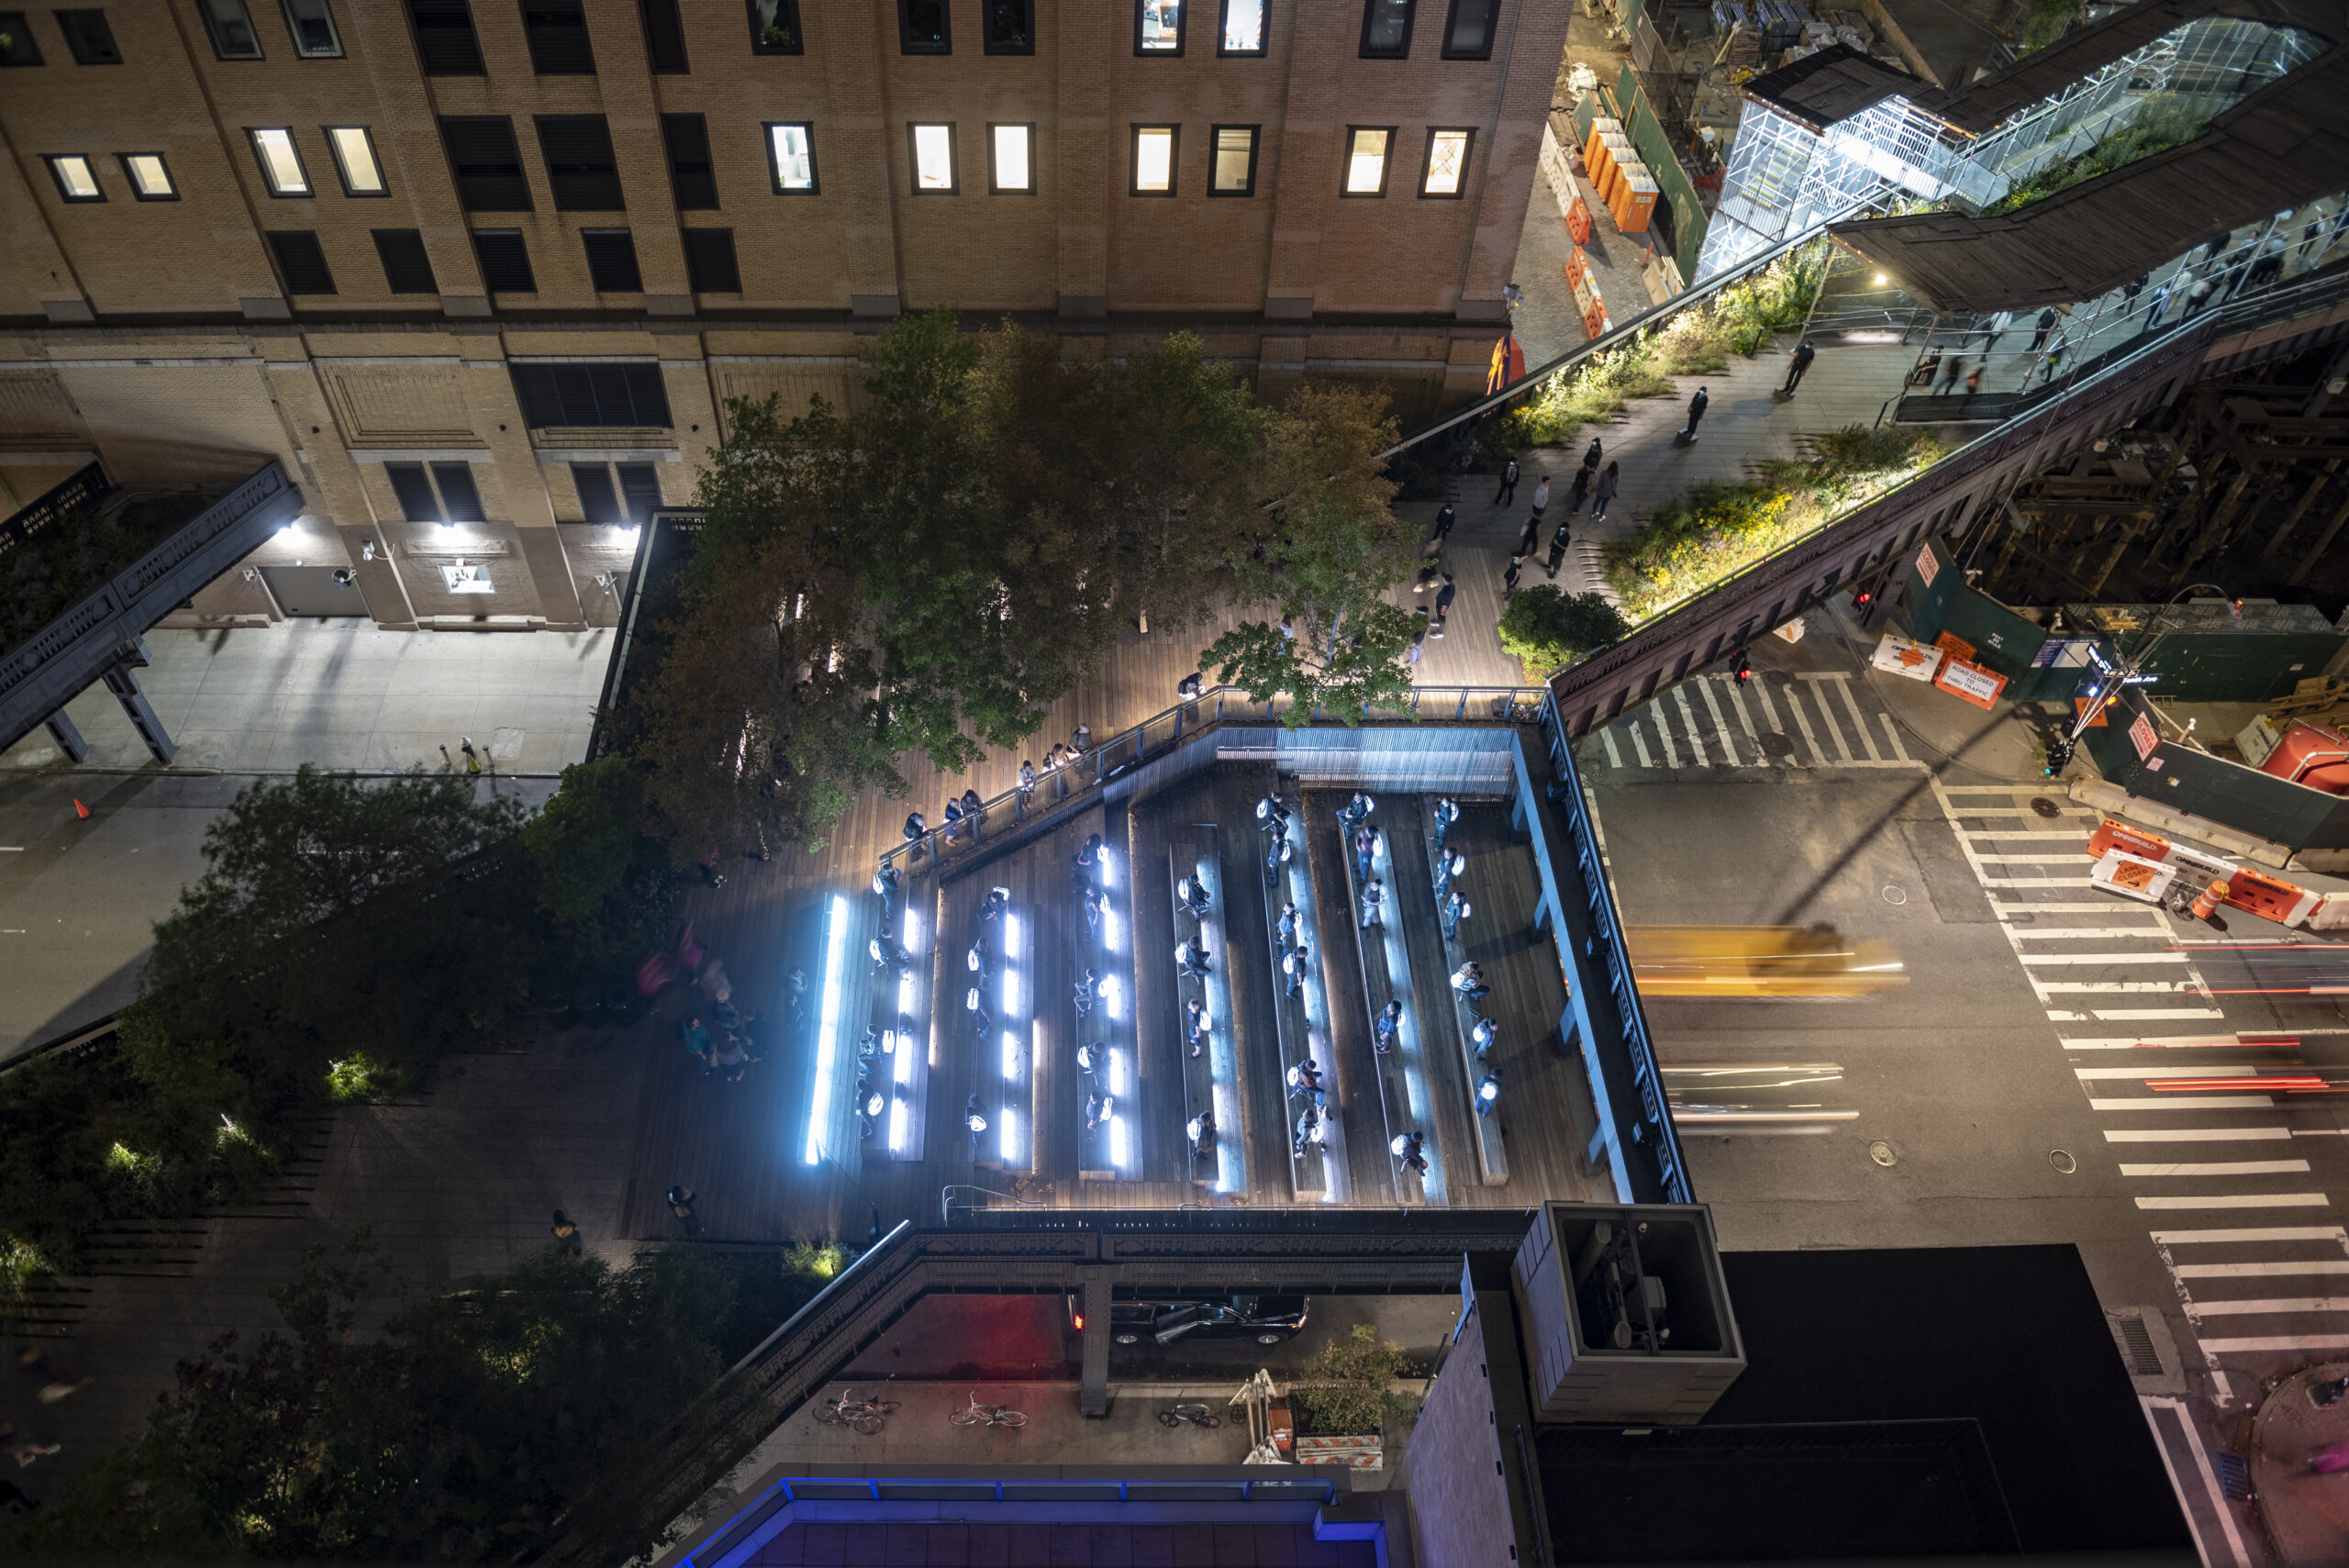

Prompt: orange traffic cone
xmin=2190 ymin=879 xmax=2230 ymax=920
xmin=72 ymin=798 xmax=89 ymax=819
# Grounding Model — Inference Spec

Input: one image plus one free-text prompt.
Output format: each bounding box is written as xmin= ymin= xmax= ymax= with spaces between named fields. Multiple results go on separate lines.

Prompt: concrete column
xmin=589 ymin=0 xmax=694 ymax=314
xmin=1079 ymin=1277 xmax=1113 ymax=1417
xmin=818 ymin=0 xmax=907 ymax=316
xmin=101 ymin=638 xmax=174 ymax=765
xmin=1259 ymin=0 xmax=1337 ymax=319
xmin=44 ymin=710 xmax=88 ymax=763
xmin=1054 ymin=0 xmax=1113 ymax=317
xmin=454 ymin=330 xmax=586 ymax=629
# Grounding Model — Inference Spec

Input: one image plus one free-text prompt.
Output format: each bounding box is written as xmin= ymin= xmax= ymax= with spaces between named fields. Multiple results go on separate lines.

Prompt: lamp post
xmin=2046 ymin=583 xmax=2237 ymax=775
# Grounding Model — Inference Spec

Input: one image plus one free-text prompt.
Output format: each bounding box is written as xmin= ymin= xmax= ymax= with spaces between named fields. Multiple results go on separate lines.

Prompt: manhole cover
xmin=1882 ymin=885 xmax=1909 ymax=906
xmin=1759 ymin=732 xmax=1796 ymax=758
xmin=2049 ymin=1150 xmax=2078 ymax=1174
xmin=1868 ymin=1140 xmax=1898 ymax=1167
xmin=2031 ymin=796 xmax=2062 ymax=818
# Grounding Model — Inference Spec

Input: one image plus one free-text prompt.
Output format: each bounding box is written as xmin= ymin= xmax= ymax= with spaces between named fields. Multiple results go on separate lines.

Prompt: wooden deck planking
xmin=1387 ymin=796 xmax=1501 ymax=1189
xmin=1124 ymin=797 xmax=1196 ymax=1191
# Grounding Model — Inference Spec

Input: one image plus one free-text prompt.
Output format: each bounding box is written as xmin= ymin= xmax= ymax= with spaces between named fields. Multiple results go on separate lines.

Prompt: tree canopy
xmin=1497 ymin=585 xmax=1631 ymax=676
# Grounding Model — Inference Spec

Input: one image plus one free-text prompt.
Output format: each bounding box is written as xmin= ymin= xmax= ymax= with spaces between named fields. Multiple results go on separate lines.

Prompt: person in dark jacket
xmin=1679 ymin=386 xmax=1709 ymax=440
xmin=1780 ymin=339 xmax=1816 ymax=396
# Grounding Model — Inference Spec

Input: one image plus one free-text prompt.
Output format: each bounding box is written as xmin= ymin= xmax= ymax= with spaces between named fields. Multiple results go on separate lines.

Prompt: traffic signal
xmin=1854 ymin=589 xmax=1874 ymax=610
xmin=2044 ymin=736 xmax=2075 ymax=776
xmin=1732 ymin=651 xmax=1753 ymax=684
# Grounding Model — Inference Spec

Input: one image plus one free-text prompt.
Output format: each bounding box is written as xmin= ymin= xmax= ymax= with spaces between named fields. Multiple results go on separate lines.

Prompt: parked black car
xmin=1072 ymin=1295 xmax=1310 ymax=1347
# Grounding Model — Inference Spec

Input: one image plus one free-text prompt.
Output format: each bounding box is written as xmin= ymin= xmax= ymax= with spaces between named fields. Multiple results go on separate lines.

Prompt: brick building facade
xmin=0 ymin=0 xmax=1564 ymax=629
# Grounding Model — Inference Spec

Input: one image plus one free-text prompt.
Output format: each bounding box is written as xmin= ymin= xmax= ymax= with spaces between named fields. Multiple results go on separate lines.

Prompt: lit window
xmin=1131 ymin=125 xmax=1175 ymax=195
xmin=1342 ymin=127 xmax=1391 ymax=195
xmin=1360 ymin=0 xmax=1411 ymax=56
xmin=250 ymin=128 xmax=310 ymax=195
xmin=767 ymin=123 xmax=817 ymax=193
xmin=1219 ymin=0 xmax=1264 ymax=53
xmin=440 ymin=562 xmax=495 ymax=594
xmin=281 ymin=0 xmax=342 ymax=55
xmin=1421 ymin=128 xmax=1471 ymax=196
xmin=326 ymin=127 xmax=385 ymax=195
xmin=199 ymin=0 xmax=264 ymax=58
xmin=1137 ymin=0 xmax=1181 ymax=52
xmin=910 ymin=122 xmax=956 ymax=193
xmin=46 ymin=154 xmax=102 ymax=201
xmin=989 ymin=123 xmax=1033 ymax=193
xmin=120 ymin=152 xmax=176 ymax=199
xmin=1441 ymin=0 xmax=1495 ymax=58
xmin=1210 ymin=125 xmax=1257 ymax=195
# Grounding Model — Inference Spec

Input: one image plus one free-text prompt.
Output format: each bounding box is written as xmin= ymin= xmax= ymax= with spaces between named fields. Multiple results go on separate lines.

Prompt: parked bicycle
xmin=1157 ymin=1403 xmax=1221 ymax=1430
xmin=813 ymin=1387 xmax=901 ymax=1435
xmin=948 ymin=1391 xmax=1029 ymax=1429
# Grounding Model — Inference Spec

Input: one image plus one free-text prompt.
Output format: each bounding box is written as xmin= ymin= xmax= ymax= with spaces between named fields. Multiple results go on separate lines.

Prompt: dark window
xmin=1440 ymin=0 xmax=1493 ymax=57
xmin=471 ymin=228 xmax=536 ymax=292
xmin=373 ymin=228 xmax=438 ymax=293
xmin=519 ymin=0 xmax=593 ymax=72
xmin=440 ymin=117 xmax=531 ymax=209
xmin=661 ymin=114 xmax=718 ymax=208
xmin=1217 ymin=0 xmax=1264 ymax=53
xmin=898 ymin=0 xmax=946 ymax=52
xmin=1135 ymin=0 xmax=1180 ymax=55
xmin=281 ymin=0 xmax=342 ymax=56
xmin=266 ymin=230 xmax=335 ymax=294
xmin=197 ymin=0 xmax=263 ymax=58
xmin=405 ymin=0 xmax=482 ymax=72
xmin=582 ymin=229 xmax=641 ymax=292
xmin=0 ymin=13 xmax=45 ymax=63
xmin=984 ymin=0 xmax=1029 ymax=53
xmin=639 ymin=0 xmax=685 ymax=69
xmin=681 ymin=228 xmax=740 ymax=292
xmin=617 ymin=463 xmax=661 ymax=522
xmin=746 ymin=0 xmax=798 ymax=52
xmin=384 ymin=461 xmax=442 ymax=521
xmin=512 ymin=362 xmax=672 ymax=427
xmin=571 ymin=462 xmax=621 ymax=521
xmin=1209 ymin=125 xmax=1258 ymax=195
xmin=54 ymin=8 xmax=120 ymax=61
xmin=431 ymin=462 xmax=484 ymax=520
xmin=536 ymin=116 xmax=623 ymax=210
xmin=1358 ymin=0 xmax=1410 ymax=56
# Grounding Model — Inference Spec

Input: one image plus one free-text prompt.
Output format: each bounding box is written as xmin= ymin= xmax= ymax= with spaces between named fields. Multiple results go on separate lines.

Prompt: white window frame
xmin=1420 ymin=127 xmax=1473 ymax=197
xmin=324 ymin=126 xmax=386 ymax=195
xmin=119 ymin=152 xmax=178 ymax=199
xmin=1130 ymin=125 xmax=1176 ymax=196
xmin=1341 ymin=126 xmax=1392 ymax=196
xmin=1209 ymin=125 xmax=1258 ymax=195
xmin=46 ymin=154 xmax=104 ymax=201
xmin=988 ymin=122 xmax=1035 ymax=194
xmin=909 ymin=122 xmax=958 ymax=194
xmin=765 ymin=121 xmax=818 ymax=194
xmin=249 ymin=128 xmax=312 ymax=196
xmin=440 ymin=562 xmax=496 ymax=594
xmin=1218 ymin=0 xmax=1266 ymax=54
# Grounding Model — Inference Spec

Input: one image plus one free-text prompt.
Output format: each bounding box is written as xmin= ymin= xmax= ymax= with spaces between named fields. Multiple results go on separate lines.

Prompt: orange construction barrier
xmin=2088 ymin=818 xmax=2174 ymax=863
xmin=2221 ymin=865 xmax=2326 ymax=928
xmin=1582 ymin=298 xmax=1609 ymax=339
xmin=1567 ymin=195 xmax=1593 ymax=245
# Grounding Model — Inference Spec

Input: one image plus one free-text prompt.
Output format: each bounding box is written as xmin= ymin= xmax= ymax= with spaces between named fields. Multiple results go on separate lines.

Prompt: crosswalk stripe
xmin=2118 ymin=1161 xmax=2311 ymax=1176
xmin=1981 ymin=876 xmax=2099 ymax=887
xmin=1648 ymin=699 xmax=1680 ymax=768
xmin=2064 ymin=1035 xmax=2242 ymax=1048
xmin=2135 ymin=1194 xmax=2332 ymax=1209
xmin=1629 ymin=719 xmax=1653 ymax=768
xmin=1976 ymin=852 xmax=2098 ymax=864
xmin=2152 ymin=1226 xmax=2349 ymax=1243
xmin=1693 ymin=676 xmax=1743 ymax=766
xmin=1799 ymin=684 xmax=1854 ymax=762
xmin=1670 ymin=684 xmax=1709 ymax=766
xmin=2042 ymin=982 xmax=2209 ymax=995
xmin=2188 ymin=1296 xmax=2349 ymax=1316
xmin=2090 ymin=1096 xmax=2276 ymax=1109
xmin=2012 ymin=928 xmax=2171 ymax=940
xmin=1720 ymin=677 xmax=1765 ymax=762
xmin=1599 ymin=727 xmax=1622 ymax=769
xmin=1877 ymin=712 xmax=1912 ymax=762
xmin=1747 ymin=679 xmax=1802 ymax=765
xmin=2022 ymin=953 xmax=2190 ymax=966
xmin=2077 ymin=1065 xmax=2254 ymax=1079
xmin=2095 ymin=1007 xmax=2228 ymax=1020
xmin=1831 ymin=678 xmax=1884 ymax=762
xmin=1997 ymin=901 xmax=2160 ymax=914
xmin=2105 ymin=1128 xmax=2293 ymax=1141
xmin=2175 ymin=1261 xmax=2349 ymax=1277
xmin=2199 ymin=1334 xmax=2349 ymax=1353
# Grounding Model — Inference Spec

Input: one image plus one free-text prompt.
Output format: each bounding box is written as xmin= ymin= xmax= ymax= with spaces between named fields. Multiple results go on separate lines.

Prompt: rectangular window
xmin=266 ymin=230 xmax=336 ymax=294
xmin=384 ymin=461 xmax=442 ymax=520
xmin=373 ymin=228 xmax=438 ymax=293
xmin=582 ymin=228 xmax=642 ymax=292
xmin=280 ymin=0 xmax=341 ymax=55
xmin=520 ymin=0 xmax=594 ymax=72
xmin=1130 ymin=125 xmax=1175 ymax=195
xmin=471 ymin=228 xmax=536 ymax=293
xmin=747 ymin=0 xmax=798 ymax=53
xmin=250 ymin=128 xmax=311 ymax=195
xmin=572 ymin=462 xmax=622 ymax=522
xmin=988 ymin=123 xmax=1033 ymax=194
xmin=440 ymin=117 xmax=529 ymax=210
xmin=326 ymin=127 xmax=386 ymax=195
xmin=661 ymin=114 xmax=718 ymax=208
xmin=765 ymin=122 xmax=816 ymax=193
xmin=617 ymin=463 xmax=661 ymax=522
xmin=441 ymin=562 xmax=495 ymax=593
xmin=198 ymin=0 xmax=263 ymax=58
xmin=1 ymin=13 xmax=45 ymax=63
xmin=1420 ymin=127 xmax=1471 ymax=195
xmin=431 ymin=462 xmax=484 ymax=520
xmin=1136 ymin=0 xmax=1180 ymax=53
xmin=898 ymin=0 xmax=946 ymax=52
xmin=983 ymin=0 xmax=1030 ymax=53
xmin=119 ymin=152 xmax=176 ymax=199
xmin=1358 ymin=0 xmax=1409 ymax=56
xmin=45 ymin=153 xmax=102 ymax=200
xmin=1440 ymin=0 xmax=1493 ymax=56
xmin=1341 ymin=126 xmax=1391 ymax=195
xmin=908 ymin=122 xmax=955 ymax=194
xmin=1209 ymin=125 xmax=1257 ymax=195
xmin=535 ymin=115 xmax=623 ymax=209
xmin=639 ymin=0 xmax=685 ymax=69
xmin=681 ymin=228 xmax=740 ymax=292
xmin=54 ymin=8 xmax=121 ymax=62
xmin=405 ymin=0 xmax=482 ymax=72
xmin=513 ymin=362 xmax=672 ymax=427
xmin=1218 ymin=0 xmax=1263 ymax=54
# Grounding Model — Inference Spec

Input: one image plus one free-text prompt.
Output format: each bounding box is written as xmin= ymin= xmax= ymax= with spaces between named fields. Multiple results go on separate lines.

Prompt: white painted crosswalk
xmin=1585 ymin=671 xmax=1920 ymax=773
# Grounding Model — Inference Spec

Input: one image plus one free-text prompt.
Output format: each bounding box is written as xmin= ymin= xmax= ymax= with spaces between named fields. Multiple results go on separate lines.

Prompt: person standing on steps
xmin=1679 ymin=386 xmax=1709 ymax=441
xmin=1780 ymin=339 xmax=1815 ymax=397
xmin=1591 ymin=462 xmax=1620 ymax=519
xmin=1493 ymin=456 xmax=1519 ymax=507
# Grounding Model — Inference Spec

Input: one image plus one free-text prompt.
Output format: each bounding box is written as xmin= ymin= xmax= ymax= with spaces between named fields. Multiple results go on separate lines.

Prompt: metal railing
xmin=880 ymin=683 xmax=1551 ymax=873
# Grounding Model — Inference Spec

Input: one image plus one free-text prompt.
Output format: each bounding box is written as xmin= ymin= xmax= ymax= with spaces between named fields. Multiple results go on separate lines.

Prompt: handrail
xmin=880 ymin=684 xmax=1551 ymax=873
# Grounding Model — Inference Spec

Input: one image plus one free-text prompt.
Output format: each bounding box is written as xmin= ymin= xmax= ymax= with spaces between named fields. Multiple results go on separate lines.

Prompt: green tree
xmin=8 ymin=1236 xmax=736 ymax=1560
xmin=1292 ymin=1323 xmax=1419 ymax=1436
xmin=1497 ymin=586 xmax=1631 ymax=676
xmin=1204 ymin=382 xmax=1419 ymax=725
xmin=520 ymin=756 xmax=649 ymax=924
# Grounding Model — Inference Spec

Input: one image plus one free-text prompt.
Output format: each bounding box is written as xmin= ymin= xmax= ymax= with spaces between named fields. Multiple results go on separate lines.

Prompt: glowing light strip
xmin=803 ymin=893 xmax=851 ymax=1166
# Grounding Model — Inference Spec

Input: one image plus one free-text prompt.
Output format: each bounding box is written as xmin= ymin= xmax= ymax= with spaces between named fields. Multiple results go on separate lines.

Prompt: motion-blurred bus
xmin=1626 ymin=925 xmax=1907 ymax=999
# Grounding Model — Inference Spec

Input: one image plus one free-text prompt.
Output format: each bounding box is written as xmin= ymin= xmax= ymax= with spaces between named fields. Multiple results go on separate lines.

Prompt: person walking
xmin=1353 ymin=823 xmax=1378 ymax=884
xmin=2143 ymin=278 xmax=2175 ymax=330
xmin=1443 ymin=890 xmax=1471 ymax=939
xmin=1018 ymin=760 xmax=1037 ymax=809
xmin=682 ymin=1014 xmax=713 ymax=1076
xmin=1187 ymin=1108 xmax=1217 ymax=1160
xmin=1433 ymin=573 xmax=1456 ymax=617
xmin=1374 ymin=999 xmax=1402 ymax=1054
xmin=2025 ymin=306 xmax=2057 ymax=354
xmin=941 ymin=797 xmax=963 ymax=849
xmin=1529 ymin=474 xmax=1551 ymax=521
xmin=551 ymin=1209 xmax=584 ymax=1257
xmin=2039 ymin=334 xmax=2068 ymax=385
xmin=1284 ymin=941 xmax=1310 ymax=997
xmin=665 ymin=1185 xmax=701 ymax=1238
xmin=1780 ymin=339 xmax=1815 ymax=396
xmin=961 ymin=787 xmax=984 ymax=841
xmin=965 ymin=1094 xmax=987 ymax=1154
xmin=1591 ymin=462 xmax=1620 ymax=519
xmin=1679 ymin=386 xmax=1709 ymax=440
xmin=1393 ymin=1129 xmax=1428 ymax=1175
xmin=1428 ymin=502 xmax=1456 ymax=545
xmin=1452 ymin=961 xmax=1488 ymax=1004
xmin=1579 ymin=435 xmax=1603 ymax=476
xmin=1492 ymin=457 xmax=1520 ymax=507
xmin=1432 ymin=796 xmax=1461 ymax=851
xmin=1434 ymin=848 xmax=1464 ymax=898
xmin=1516 ymin=512 xmax=1542 ymax=557
xmin=1938 ymin=353 xmax=1968 ymax=394
xmin=1545 ymin=519 xmax=1570 ymax=579
xmin=2181 ymin=273 xmax=2216 ymax=321
xmin=1976 ymin=309 xmax=2013 ymax=355
xmin=1502 ymin=555 xmax=1522 ymax=597
xmin=1963 ymin=364 xmax=1984 ymax=398
xmin=1359 ymin=877 xmax=1386 ymax=929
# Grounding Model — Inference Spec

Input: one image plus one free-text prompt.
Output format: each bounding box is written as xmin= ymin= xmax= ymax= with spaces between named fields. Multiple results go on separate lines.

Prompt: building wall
xmin=0 ymin=0 xmax=1566 ymax=629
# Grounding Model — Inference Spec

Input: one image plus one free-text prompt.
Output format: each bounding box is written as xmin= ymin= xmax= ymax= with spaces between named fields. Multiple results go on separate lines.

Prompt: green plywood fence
xmin=2083 ymin=689 xmax=2349 ymax=852
xmin=1613 ymin=65 xmax=1709 ymax=284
